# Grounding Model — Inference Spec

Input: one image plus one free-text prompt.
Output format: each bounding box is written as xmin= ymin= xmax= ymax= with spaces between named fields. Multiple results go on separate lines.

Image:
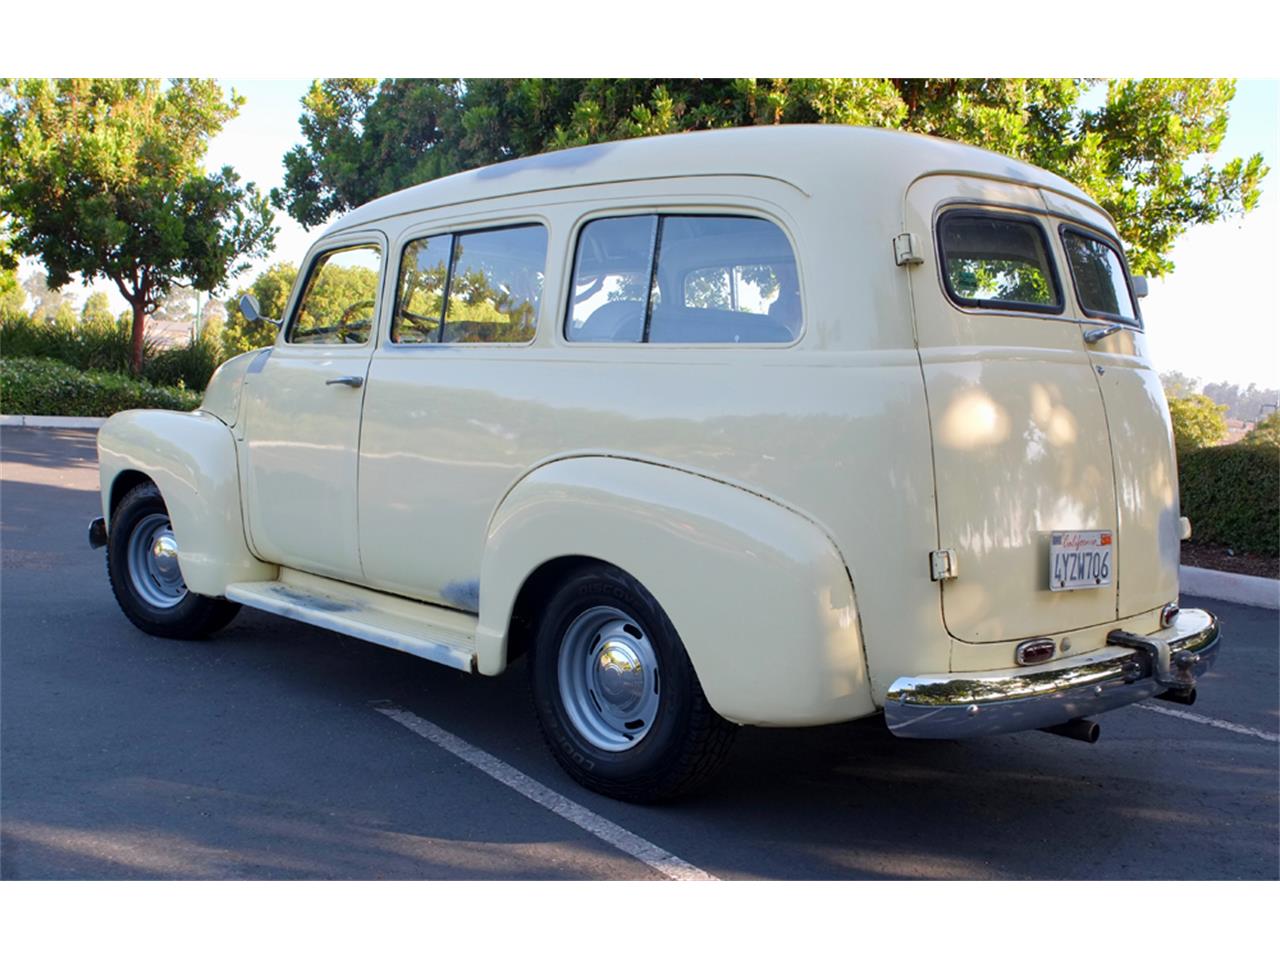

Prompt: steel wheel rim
xmin=557 ymin=605 xmax=661 ymax=752
xmin=126 ymin=512 xmax=187 ymax=609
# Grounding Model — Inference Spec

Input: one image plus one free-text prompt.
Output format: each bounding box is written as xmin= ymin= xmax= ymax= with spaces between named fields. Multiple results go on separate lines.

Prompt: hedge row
xmin=0 ymin=357 xmax=201 ymax=417
xmin=0 ymin=314 xmax=223 ymax=390
xmin=1180 ymin=442 xmax=1280 ymax=556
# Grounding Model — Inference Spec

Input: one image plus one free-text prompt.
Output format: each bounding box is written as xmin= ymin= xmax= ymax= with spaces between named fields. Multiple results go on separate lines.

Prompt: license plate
xmin=1049 ymin=530 xmax=1113 ymax=591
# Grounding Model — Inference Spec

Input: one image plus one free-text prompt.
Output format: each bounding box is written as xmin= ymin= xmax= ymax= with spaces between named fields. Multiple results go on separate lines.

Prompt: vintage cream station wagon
xmin=91 ymin=126 xmax=1220 ymax=802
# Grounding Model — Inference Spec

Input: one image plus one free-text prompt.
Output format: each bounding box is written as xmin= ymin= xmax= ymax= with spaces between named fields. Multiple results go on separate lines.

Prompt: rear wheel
xmin=106 ymin=482 xmax=239 ymax=639
xmin=529 ymin=563 xmax=736 ymax=803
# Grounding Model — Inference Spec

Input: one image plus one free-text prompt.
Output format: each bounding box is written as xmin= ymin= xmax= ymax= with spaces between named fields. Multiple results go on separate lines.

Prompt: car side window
xmin=443 ymin=225 xmax=547 ymax=344
xmin=392 ymin=234 xmax=451 ymax=343
xmin=565 ymin=214 xmax=801 ymax=344
xmin=392 ymin=225 xmax=547 ymax=344
xmin=936 ymin=211 xmax=1062 ymax=314
xmin=1061 ymin=228 xmax=1139 ymax=324
xmin=287 ymin=244 xmax=382 ymax=345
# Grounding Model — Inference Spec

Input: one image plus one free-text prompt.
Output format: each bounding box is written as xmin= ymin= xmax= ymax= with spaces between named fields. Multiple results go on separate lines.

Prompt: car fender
xmin=97 ymin=409 xmax=276 ymax=596
xmin=477 ymin=456 xmax=875 ymax=726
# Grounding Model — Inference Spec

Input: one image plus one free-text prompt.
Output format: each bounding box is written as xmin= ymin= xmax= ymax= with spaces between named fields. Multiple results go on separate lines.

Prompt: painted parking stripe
xmin=1135 ymin=702 xmax=1280 ymax=744
xmin=373 ymin=704 xmax=717 ymax=881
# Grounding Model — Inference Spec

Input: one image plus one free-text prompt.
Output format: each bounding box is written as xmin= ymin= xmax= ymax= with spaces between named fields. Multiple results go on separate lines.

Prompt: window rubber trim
xmin=935 ymin=209 xmax=1065 ymax=316
xmin=1058 ymin=223 xmax=1143 ymax=329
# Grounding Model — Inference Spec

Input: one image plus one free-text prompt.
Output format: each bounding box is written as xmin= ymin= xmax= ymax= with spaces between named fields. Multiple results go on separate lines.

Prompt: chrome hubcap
xmin=557 ymin=606 xmax=660 ymax=752
xmin=126 ymin=513 xmax=187 ymax=609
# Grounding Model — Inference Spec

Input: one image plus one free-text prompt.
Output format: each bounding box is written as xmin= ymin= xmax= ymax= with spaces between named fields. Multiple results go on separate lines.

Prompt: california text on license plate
xmin=1049 ymin=530 xmax=1113 ymax=591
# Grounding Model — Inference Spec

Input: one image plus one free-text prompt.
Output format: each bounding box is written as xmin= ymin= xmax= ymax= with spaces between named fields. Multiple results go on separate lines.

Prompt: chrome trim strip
xmin=884 ymin=609 xmax=1219 ymax=739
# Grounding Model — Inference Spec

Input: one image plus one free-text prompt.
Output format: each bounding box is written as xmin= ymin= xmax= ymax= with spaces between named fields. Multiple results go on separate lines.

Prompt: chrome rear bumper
xmin=884 ymin=608 xmax=1220 ymax=739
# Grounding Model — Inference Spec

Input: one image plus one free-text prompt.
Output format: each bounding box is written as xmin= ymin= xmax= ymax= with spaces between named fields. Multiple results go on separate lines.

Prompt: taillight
xmin=1160 ymin=603 xmax=1180 ymax=629
xmin=1015 ymin=638 xmax=1056 ymax=666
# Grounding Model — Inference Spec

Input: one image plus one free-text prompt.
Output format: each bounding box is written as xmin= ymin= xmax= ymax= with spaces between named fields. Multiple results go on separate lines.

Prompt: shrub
xmin=140 ymin=334 xmax=223 ymax=390
xmin=0 ymin=357 xmax=201 ymax=417
xmin=1179 ymin=442 xmax=1280 ymax=556
xmin=1241 ymin=411 xmax=1280 ymax=448
xmin=0 ymin=312 xmax=147 ymax=374
xmin=1167 ymin=393 xmax=1229 ymax=451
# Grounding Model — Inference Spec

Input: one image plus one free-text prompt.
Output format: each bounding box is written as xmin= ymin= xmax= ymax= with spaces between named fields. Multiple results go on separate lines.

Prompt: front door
xmin=241 ymin=237 xmax=385 ymax=582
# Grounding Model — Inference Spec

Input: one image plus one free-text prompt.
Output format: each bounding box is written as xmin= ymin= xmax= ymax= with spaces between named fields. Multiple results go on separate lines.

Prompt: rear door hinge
xmin=893 ymin=232 xmax=924 ymax=266
xmin=930 ymin=548 xmax=958 ymax=582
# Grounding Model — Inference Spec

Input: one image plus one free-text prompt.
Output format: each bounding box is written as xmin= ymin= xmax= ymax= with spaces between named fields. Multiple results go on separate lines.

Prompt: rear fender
xmin=477 ymin=457 xmax=874 ymax=726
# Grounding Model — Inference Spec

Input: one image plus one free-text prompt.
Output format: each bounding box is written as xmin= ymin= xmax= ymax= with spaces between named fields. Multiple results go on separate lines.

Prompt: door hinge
xmin=893 ymin=232 xmax=923 ymax=266
xmin=930 ymin=548 xmax=958 ymax=582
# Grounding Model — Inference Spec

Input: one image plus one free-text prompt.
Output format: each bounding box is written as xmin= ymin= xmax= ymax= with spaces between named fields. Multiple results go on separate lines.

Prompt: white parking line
xmin=1135 ymin=702 xmax=1280 ymax=744
xmin=373 ymin=704 xmax=718 ymax=881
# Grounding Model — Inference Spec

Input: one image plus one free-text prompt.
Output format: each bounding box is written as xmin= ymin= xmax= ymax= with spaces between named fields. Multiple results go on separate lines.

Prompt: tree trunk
xmin=129 ymin=300 xmax=146 ymax=377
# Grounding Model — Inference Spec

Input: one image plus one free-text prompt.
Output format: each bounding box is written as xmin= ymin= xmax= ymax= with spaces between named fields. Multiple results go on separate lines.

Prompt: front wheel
xmin=529 ymin=563 xmax=736 ymax=803
xmin=106 ymin=481 xmax=239 ymax=639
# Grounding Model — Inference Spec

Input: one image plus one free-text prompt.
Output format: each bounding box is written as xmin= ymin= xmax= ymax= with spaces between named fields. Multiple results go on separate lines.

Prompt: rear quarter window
xmin=1060 ymin=227 xmax=1139 ymax=324
xmin=936 ymin=211 xmax=1063 ymax=314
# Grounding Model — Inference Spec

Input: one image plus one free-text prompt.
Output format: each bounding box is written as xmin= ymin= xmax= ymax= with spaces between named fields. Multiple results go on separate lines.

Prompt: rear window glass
xmin=937 ymin=212 xmax=1061 ymax=313
xmin=565 ymin=214 xmax=800 ymax=344
xmin=1062 ymin=228 xmax=1138 ymax=322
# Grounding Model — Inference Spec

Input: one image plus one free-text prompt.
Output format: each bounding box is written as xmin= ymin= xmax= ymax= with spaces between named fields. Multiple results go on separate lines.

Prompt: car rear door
xmin=905 ymin=175 xmax=1120 ymax=644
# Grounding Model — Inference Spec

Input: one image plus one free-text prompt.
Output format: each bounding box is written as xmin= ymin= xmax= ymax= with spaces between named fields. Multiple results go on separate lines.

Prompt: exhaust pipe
xmin=1157 ymin=687 xmax=1197 ymax=706
xmin=1040 ymin=718 xmax=1100 ymax=743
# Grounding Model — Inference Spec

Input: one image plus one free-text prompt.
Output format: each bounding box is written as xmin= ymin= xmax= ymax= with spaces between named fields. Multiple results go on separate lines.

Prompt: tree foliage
xmin=0 ymin=78 xmax=277 ymax=373
xmin=222 ymin=261 xmax=297 ymax=356
xmin=1167 ymin=393 xmax=1229 ymax=451
xmin=1242 ymin=411 xmax=1280 ymax=448
xmin=273 ymin=79 xmax=1266 ymax=276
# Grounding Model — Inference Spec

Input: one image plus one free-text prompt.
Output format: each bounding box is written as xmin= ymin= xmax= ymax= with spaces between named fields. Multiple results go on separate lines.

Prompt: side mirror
xmin=239 ymin=293 xmax=281 ymax=327
xmin=1131 ymin=276 xmax=1149 ymax=299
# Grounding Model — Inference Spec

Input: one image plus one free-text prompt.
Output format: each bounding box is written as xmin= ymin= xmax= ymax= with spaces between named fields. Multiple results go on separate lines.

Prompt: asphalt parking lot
xmin=2 ymin=426 xmax=1277 ymax=880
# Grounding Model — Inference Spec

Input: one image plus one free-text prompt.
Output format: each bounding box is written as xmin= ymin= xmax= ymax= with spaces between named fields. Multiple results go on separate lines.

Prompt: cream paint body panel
xmin=476 ymin=457 xmax=875 ymax=725
xmin=97 ymin=410 xmax=277 ymax=595
xmin=1082 ymin=324 xmax=1181 ymax=618
xmin=906 ymin=175 xmax=1120 ymax=643
xmin=240 ymin=342 xmax=372 ymax=580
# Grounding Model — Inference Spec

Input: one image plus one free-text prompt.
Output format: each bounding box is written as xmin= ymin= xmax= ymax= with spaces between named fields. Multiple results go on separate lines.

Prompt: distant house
xmin=1223 ymin=418 xmax=1256 ymax=445
xmin=146 ymin=317 xmax=193 ymax=348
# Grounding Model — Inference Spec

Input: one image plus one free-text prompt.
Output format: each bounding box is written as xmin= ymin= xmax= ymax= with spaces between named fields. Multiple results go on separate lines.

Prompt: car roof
xmin=325 ymin=125 xmax=1100 ymax=237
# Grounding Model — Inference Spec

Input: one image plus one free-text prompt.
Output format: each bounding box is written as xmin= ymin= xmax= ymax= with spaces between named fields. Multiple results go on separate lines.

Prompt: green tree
xmin=1241 ymin=411 xmax=1280 ymax=448
xmin=1168 ymin=394 xmax=1229 ymax=451
xmin=0 ymin=79 xmax=277 ymax=374
xmin=0 ymin=266 xmax=24 ymax=321
xmin=222 ymin=261 xmax=297 ymax=356
xmin=81 ymin=291 xmax=115 ymax=327
xmin=21 ymin=271 xmax=76 ymax=324
xmin=1159 ymin=369 xmax=1201 ymax=400
xmin=275 ymin=79 xmax=1266 ymax=276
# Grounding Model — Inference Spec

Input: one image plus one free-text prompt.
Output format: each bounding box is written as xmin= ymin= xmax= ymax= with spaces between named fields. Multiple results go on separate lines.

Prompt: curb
xmin=0 ymin=414 xmax=107 ymax=428
xmin=1181 ymin=565 xmax=1279 ymax=610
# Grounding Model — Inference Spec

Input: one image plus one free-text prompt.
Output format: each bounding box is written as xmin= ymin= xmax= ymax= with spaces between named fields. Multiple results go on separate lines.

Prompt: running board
xmin=225 ymin=569 xmax=477 ymax=672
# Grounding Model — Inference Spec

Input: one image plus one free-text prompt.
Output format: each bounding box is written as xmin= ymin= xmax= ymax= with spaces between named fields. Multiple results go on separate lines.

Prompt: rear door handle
xmin=325 ymin=375 xmax=364 ymax=388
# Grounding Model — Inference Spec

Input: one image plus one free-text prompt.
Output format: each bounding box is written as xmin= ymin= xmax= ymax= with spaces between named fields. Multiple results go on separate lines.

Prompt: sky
xmin=14 ymin=78 xmax=1279 ymax=390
